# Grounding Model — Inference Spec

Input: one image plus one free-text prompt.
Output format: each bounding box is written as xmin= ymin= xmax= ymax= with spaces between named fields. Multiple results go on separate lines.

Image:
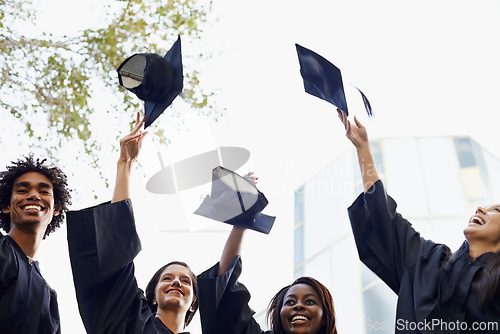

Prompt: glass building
xmin=294 ymin=136 xmax=500 ymax=333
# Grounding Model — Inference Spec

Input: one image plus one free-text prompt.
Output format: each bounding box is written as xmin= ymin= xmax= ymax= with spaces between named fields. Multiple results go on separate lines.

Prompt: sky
xmin=3 ymin=0 xmax=500 ymax=333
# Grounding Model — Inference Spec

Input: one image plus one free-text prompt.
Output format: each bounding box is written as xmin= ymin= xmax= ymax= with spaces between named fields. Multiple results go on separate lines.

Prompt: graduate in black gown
xmin=0 ymin=155 xmax=72 ymax=334
xmin=197 ymin=175 xmax=338 ymax=334
xmin=67 ymin=113 xmax=198 ymax=334
xmin=338 ymin=109 xmax=500 ymax=333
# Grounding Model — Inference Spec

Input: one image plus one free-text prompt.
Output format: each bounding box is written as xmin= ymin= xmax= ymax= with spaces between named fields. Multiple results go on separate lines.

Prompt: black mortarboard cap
xmin=296 ymin=44 xmax=374 ymax=117
xmin=117 ymin=36 xmax=183 ymax=128
xmin=194 ymin=166 xmax=275 ymax=234
xmin=296 ymin=43 xmax=349 ymax=115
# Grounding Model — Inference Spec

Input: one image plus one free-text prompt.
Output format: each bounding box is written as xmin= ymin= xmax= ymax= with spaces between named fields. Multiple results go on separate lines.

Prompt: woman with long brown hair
xmin=338 ymin=109 xmax=500 ymax=333
xmin=67 ymin=114 xmax=198 ymax=334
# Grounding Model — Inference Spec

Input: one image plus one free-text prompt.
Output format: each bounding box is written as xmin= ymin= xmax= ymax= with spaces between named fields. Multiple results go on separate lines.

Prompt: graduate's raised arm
xmin=337 ymin=108 xmax=379 ymax=192
xmin=217 ymin=172 xmax=258 ymax=276
xmin=218 ymin=226 xmax=246 ymax=276
xmin=112 ymin=112 xmax=148 ymax=203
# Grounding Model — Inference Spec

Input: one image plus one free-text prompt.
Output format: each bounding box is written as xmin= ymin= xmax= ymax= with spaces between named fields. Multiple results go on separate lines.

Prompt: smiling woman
xmin=197 ymin=202 xmax=338 ymax=334
xmin=269 ymin=277 xmax=336 ymax=334
xmin=66 ymin=114 xmax=199 ymax=334
xmin=464 ymin=205 xmax=500 ymax=259
xmin=338 ymin=110 xmax=500 ymax=333
xmin=145 ymin=262 xmax=199 ymax=329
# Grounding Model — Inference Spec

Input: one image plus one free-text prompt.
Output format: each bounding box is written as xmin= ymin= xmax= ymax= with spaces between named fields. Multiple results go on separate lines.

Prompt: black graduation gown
xmin=197 ymin=256 xmax=273 ymax=334
xmin=66 ymin=199 xmax=190 ymax=334
xmin=348 ymin=180 xmax=500 ymax=333
xmin=0 ymin=233 xmax=60 ymax=334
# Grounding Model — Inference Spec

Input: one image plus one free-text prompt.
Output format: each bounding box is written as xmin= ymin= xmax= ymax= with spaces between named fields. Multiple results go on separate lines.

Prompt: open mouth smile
xmin=470 ymin=216 xmax=485 ymax=225
xmin=290 ymin=315 xmax=309 ymax=323
xmin=21 ymin=204 xmax=45 ymax=211
xmin=166 ymin=288 xmax=183 ymax=296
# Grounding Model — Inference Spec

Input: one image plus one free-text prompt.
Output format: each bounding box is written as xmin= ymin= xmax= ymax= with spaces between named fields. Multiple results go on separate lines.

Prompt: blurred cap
xmin=194 ymin=166 xmax=275 ymax=234
xmin=296 ymin=43 xmax=374 ymax=117
xmin=296 ymin=43 xmax=349 ymax=115
xmin=117 ymin=35 xmax=183 ymax=128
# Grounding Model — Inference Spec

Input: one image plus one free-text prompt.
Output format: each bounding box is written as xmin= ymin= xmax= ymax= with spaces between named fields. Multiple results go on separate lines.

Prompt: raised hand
xmin=243 ymin=171 xmax=258 ymax=185
xmin=337 ymin=108 xmax=379 ymax=192
xmin=113 ymin=112 xmax=148 ymax=203
xmin=337 ymin=108 xmax=369 ymax=149
xmin=118 ymin=112 xmax=148 ymax=164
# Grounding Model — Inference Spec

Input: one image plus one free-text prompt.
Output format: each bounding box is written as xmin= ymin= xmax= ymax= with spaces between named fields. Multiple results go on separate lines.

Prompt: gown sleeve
xmin=347 ymin=180 xmax=439 ymax=293
xmin=67 ymin=199 xmax=156 ymax=334
xmin=197 ymin=256 xmax=270 ymax=334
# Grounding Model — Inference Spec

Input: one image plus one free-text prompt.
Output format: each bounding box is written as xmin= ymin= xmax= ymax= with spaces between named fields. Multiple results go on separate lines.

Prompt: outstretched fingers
xmin=120 ymin=113 xmax=146 ymax=143
xmin=243 ymin=171 xmax=258 ymax=185
xmin=118 ymin=112 xmax=149 ymax=163
xmin=121 ymin=131 xmax=146 ymax=145
xmin=336 ymin=108 xmax=352 ymax=135
xmin=135 ymin=131 xmax=148 ymax=152
xmin=336 ymin=108 xmax=370 ymax=148
xmin=353 ymin=116 xmax=364 ymax=129
xmin=131 ymin=112 xmax=145 ymax=135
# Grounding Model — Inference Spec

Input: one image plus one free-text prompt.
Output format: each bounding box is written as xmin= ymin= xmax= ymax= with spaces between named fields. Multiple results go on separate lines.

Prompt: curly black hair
xmin=0 ymin=154 xmax=72 ymax=238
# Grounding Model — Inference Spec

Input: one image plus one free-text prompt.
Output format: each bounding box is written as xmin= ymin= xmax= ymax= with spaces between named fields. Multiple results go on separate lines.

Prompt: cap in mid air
xmin=296 ymin=43 xmax=372 ymax=117
xmin=194 ymin=166 xmax=275 ymax=234
xmin=117 ymin=36 xmax=183 ymax=128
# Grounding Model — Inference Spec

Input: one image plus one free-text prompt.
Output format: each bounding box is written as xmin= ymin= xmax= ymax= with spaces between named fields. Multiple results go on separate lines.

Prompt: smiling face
xmin=3 ymin=172 xmax=59 ymax=233
xmin=279 ymin=283 xmax=324 ymax=334
xmin=464 ymin=204 xmax=500 ymax=252
xmin=153 ymin=264 xmax=195 ymax=315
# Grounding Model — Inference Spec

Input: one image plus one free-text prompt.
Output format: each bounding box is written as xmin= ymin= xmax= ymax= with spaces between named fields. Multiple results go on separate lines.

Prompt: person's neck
xmin=8 ymin=226 xmax=45 ymax=258
xmin=155 ymin=309 xmax=186 ymax=333
xmin=468 ymin=240 xmax=500 ymax=261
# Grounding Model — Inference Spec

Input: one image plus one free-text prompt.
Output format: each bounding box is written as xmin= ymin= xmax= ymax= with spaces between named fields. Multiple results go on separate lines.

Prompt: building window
xmin=454 ymin=137 xmax=488 ymax=206
xmin=455 ymin=137 xmax=477 ymax=168
xmin=294 ymin=187 xmax=305 ymax=277
xmin=294 ymin=187 xmax=304 ymax=224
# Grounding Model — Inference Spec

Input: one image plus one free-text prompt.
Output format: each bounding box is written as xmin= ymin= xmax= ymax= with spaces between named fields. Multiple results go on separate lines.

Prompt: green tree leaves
xmin=0 ymin=0 xmax=216 ymax=170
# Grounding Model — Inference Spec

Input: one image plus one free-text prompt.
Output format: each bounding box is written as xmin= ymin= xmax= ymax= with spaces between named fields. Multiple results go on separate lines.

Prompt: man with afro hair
xmin=0 ymin=154 xmax=71 ymax=334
